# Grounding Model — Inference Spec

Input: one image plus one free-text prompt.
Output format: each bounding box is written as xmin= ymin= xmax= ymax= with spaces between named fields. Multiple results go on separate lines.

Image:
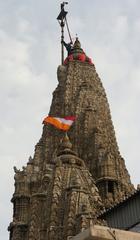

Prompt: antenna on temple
xmin=57 ymin=2 xmax=68 ymax=65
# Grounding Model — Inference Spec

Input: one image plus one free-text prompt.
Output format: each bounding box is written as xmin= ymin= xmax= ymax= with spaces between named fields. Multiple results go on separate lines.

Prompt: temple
xmin=8 ymin=4 xmax=140 ymax=240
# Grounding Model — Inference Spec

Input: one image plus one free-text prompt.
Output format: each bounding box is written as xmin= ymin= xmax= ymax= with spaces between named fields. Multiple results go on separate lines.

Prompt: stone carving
xmin=28 ymin=196 xmax=40 ymax=240
xmin=14 ymin=166 xmax=20 ymax=173
xmin=57 ymin=65 xmax=67 ymax=86
xmin=12 ymin=226 xmax=21 ymax=240
xmin=9 ymin=39 xmax=134 ymax=239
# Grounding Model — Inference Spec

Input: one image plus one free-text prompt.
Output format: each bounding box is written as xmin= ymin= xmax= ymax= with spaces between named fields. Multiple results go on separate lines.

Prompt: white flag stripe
xmin=55 ymin=118 xmax=74 ymax=126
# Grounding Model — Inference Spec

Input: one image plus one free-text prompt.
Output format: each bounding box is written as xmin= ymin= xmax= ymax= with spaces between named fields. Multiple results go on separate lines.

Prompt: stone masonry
xmin=9 ymin=38 xmax=134 ymax=240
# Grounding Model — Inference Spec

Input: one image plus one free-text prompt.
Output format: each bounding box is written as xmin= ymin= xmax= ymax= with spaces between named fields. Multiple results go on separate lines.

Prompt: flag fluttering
xmin=43 ymin=116 xmax=76 ymax=131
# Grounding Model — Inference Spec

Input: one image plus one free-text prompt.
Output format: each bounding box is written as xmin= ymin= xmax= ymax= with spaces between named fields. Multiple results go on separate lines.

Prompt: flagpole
xmin=61 ymin=17 xmax=65 ymax=65
xmin=57 ymin=2 xmax=68 ymax=65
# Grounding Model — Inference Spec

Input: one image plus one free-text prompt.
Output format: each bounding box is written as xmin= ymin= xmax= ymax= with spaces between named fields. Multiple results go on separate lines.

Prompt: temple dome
xmin=57 ymin=134 xmax=85 ymax=167
xmin=64 ymin=37 xmax=93 ymax=65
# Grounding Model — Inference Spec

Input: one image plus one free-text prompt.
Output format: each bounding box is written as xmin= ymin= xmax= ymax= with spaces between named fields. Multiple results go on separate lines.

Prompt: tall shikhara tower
xmin=9 ymin=8 xmax=134 ymax=240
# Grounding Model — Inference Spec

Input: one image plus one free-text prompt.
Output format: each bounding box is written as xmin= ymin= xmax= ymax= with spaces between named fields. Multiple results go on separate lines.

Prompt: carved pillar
xmin=48 ymin=166 xmax=63 ymax=240
xmin=64 ymin=189 xmax=78 ymax=239
xmin=28 ymin=193 xmax=45 ymax=240
xmin=13 ymin=195 xmax=30 ymax=222
xmin=8 ymin=223 xmax=28 ymax=240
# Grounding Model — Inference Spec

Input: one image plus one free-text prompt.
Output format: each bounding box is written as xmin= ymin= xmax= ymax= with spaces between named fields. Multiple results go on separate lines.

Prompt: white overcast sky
xmin=0 ymin=0 xmax=140 ymax=239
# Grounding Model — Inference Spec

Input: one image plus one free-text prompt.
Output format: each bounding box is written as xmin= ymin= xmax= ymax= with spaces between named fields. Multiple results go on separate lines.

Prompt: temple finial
xmin=60 ymin=133 xmax=72 ymax=151
xmin=73 ymin=37 xmax=81 ymax=49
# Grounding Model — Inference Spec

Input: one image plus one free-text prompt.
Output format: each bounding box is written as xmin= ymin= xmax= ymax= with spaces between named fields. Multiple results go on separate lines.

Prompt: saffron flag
xmin=43 ymin=116 xmax=76 ymax=131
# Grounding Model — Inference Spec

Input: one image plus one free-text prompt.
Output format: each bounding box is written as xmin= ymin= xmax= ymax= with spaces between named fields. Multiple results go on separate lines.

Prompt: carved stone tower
xmin=9 ymin=38 xmax=134 ymax=239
